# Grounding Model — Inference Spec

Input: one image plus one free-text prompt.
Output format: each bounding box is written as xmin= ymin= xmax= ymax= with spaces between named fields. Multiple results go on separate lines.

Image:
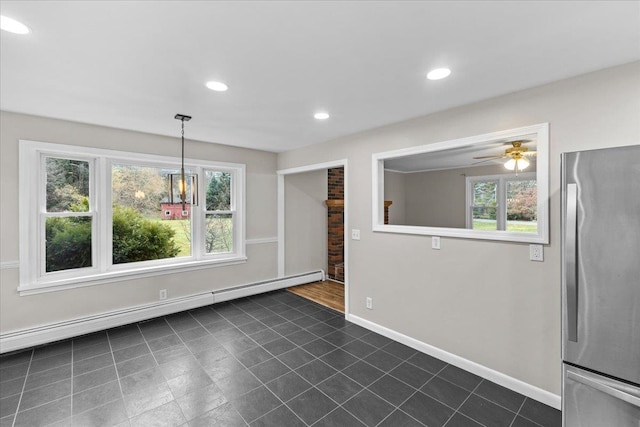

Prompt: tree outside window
xmin=111 ymin=164 xmax=185 ymax=264
xmin=21 ymin=140 xmax=246 ymax=290
xmin=467 ymin=174 xmax=537 ymax=233
xmin=45 ymin=157 xmax=93 ymax=272
xmin=205 ymin=171 xmax=233 ymax=254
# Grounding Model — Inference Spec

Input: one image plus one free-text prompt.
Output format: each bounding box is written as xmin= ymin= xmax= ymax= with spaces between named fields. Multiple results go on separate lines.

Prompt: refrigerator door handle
xmin=568 ymin=370 xmax=640 ymax=408
xmin=565 ymin=183 xmax=579 ymax=342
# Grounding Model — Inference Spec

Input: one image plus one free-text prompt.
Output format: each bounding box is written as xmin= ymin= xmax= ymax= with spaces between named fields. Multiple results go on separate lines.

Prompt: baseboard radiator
xmin=0 ymin=270 xmax=325 ymax=354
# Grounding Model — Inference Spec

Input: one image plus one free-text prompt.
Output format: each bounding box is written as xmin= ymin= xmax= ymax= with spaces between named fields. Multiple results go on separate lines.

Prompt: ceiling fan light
xmin=504 ymin=157 xmax=530 ymax=171
xmin=504 ymin=158 xmax=516 ymax=170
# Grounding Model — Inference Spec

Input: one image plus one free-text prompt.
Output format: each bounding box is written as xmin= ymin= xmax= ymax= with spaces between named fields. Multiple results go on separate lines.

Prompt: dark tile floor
xmin=0 ymin=290 xmax=561 ymax=427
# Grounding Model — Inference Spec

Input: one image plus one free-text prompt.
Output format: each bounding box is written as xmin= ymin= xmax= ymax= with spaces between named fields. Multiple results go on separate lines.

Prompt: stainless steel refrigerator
xmin=561 ymin=145 xmax=640 ymax=426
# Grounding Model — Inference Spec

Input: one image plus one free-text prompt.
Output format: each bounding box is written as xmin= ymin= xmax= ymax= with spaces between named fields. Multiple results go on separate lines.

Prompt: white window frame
xmin=465 ymin=173 xmax=536 ymax=231
xmin=372 ymin=123 xmax=549 ymax=244
xmin=203 ymin=169 xmax=236 ymax=256
xmin=19 ymin=140 xmax=246 ymax=295
xmin=38 ymin=154 xmax=99 ymax=279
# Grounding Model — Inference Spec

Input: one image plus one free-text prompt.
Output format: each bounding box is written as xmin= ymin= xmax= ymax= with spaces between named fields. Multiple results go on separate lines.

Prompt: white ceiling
xmin=384 ymin=139 xmax=538 ymax=173
xmin=1 ymin=1 xmax=639 ymax=153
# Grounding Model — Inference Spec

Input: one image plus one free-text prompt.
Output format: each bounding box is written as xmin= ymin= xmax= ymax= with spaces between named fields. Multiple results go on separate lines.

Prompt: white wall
xmin=0 ymin=112 xmax=278 ymax=333
xmin=284 ymin=170 xmax=328 ymax=276
xmin=278 ymin=62 xmax=640 ymax=396
xmin=403 ymin=164 xmax=510 ymax=228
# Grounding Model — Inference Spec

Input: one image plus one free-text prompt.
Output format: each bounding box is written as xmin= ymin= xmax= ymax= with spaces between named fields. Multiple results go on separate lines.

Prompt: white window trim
xmin=465 ymin=172 xmax=536 ymax=230
xmin=203 ymin=169 xmax=237 ymax=256
xmin=19 ymin=140 xmax=246 ymax=295
xmin=371 ymin=123 xmax=549 ymax=244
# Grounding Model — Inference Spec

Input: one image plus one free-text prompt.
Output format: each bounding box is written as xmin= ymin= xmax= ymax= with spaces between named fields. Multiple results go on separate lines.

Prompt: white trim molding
xmin=0 ymin=261 xmax=20 ymax=270
xmin=372 ymin=123 xmax=549 ymax=244
xmin=277 ymin=159 xmax=349 ymax=315
xmin=1 ymin=270 xmax=324 ymax=354
xmin=18 ymin=139 xmax=247 ymax=293
xmin=246 ymin=237 xmax=278 ymax=245
xmin=277 ymin=159 xmax=348 ymax=176
xmin=1 ymin=293 xmax=214 ymax=354
xmin=17 ymin=257 xmax=248 ymax=296
xmin=214 ymin=270 xmax=324 ymax=303
xmin=347 ymin=313 xmax=561 ymax=410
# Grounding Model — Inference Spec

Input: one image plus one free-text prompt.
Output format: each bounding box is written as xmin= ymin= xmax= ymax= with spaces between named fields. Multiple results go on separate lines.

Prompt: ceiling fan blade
xmin=472 ymin=155 xmax=505 ymax=160
xmin=472 ymin=158 xmax=501 ymax=165
xmin=523 ymin=151 xmax=537 ymax=156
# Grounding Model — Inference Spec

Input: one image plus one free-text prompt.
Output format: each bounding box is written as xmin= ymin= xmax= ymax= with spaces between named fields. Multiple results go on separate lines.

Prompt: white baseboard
xmin=0 ymin=271 xmax=324 ymax=354
xmin=214 ymin=270 xmax=324 ymax=303
xmin=0 ymin=293 xmax=214 ymax=354
xmin=347 ymin=313 xmax=561 ymax=410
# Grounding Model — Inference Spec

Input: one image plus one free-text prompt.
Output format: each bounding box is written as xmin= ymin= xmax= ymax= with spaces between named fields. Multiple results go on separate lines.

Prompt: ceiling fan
xmin=473 ymin=140 xmax=536 ymax=172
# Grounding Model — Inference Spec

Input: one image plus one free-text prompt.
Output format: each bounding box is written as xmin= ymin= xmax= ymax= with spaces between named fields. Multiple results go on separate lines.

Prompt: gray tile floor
xmin=0 ymin=290 xmax=562 ymax=427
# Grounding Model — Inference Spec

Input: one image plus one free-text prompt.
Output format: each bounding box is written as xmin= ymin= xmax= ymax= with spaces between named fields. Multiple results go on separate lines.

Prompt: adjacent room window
xmin=19 ymin=140 xmax=245 ymax=292
xmin=469 ymin=179 xmax=499 ymax=231
xmin=466 ymin=173 xmax=537 ymax=233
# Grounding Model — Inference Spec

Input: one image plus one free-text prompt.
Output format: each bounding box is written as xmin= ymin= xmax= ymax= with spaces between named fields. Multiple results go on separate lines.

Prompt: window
xmin=205 ymin=170 xmax=234 ymax=254
xmin=44 ymin=157 xmax=94 ymax=273
xmin=466 ymin=173 xmax=537 ymax=233
xmin=372 ymin=122 xmax=549 ymax=243
xmin=111 ymin=162 xmax=193 ymax=264
xmin=19 ymin=140 xmax=246 ymax=293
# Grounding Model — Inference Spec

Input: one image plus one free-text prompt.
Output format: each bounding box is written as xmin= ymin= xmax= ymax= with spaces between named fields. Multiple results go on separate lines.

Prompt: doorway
xmin=277 ymin=160 xmax=348 ymax=315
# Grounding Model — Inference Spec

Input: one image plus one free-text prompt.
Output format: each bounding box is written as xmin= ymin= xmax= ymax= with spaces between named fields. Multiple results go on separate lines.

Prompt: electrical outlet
xmin=529 ymin=244 xmax=544 ymax=262
xmin=159 ymin=289 xmax=167 ymax=300
xmin=352 ymin=229 xmax=361 ymax=240
xmin=432 ymin=236 xmax=441 ymax=250
xmin=366 ymin=297 xmax=373 ymax=310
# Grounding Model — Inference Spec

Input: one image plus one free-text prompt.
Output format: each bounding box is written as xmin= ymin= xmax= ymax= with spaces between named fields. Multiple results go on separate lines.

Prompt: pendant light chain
xmin=174 ymin=113 xmax=193 ymax=213
xmin=181 ymin=118 xmax=186 ymax=210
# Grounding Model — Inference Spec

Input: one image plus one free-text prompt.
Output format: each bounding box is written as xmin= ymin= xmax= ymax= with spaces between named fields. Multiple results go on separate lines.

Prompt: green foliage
xmin=112 ymin=165 xmax=167 ymax=217
xmin=473 ymin=181 xmax=497 ymax=206
xmin=205 ymin=215 xmax=233 ymax=253
xmin=204 ymin=171 xmax=233 ymax=252
xmin=45 ymin=204 xmax=181 ymax=272
xmin=507 ymin=180 xmax=537 ymax=221
xmin=473 ymin=179 xmax=537 ymax=221
xmin=45 ymin=217 xmax=92 ymax=272
xmin=44 ymin=158 xmax=182 ymax=272
xmin=206 ymin=172 xmax=231 ymax=211
xmin=473 ymin=181 xmax=498 ymax=220
xmin=46 ymin=158 xmax=90 ymax=212
xmin=112 ymin=205 xmax=180 ymax=264
xmin=45 ymin=196 xmax=93 ymax=272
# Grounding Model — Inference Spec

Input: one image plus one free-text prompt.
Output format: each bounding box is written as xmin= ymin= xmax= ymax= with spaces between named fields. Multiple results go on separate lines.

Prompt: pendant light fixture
xmin=171 ymin=114 xmax=198 ymax=215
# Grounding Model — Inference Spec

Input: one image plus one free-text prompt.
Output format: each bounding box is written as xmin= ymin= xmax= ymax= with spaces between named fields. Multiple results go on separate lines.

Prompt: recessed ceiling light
xmin=427 ymin=68 xmax=451 ymax=80
xmin=0 ymin=15 xmax=30 ymax=35
xmin=205 ymin=81 xmax=228 ymax=92
xmin=314 ymin=112 xmax=330 ymax=120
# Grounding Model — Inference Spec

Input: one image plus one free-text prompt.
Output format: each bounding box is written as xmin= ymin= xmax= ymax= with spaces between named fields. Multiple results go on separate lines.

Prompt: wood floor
xmin=287 ymin=280 xmax=345 ymax=313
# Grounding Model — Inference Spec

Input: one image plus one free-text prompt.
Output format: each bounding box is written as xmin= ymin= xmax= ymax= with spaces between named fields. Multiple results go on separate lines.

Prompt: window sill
xmin=372 ymin=224 xmax=548 ymax=244
xmin=17 ymin=256 xmax=248 ymax=296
